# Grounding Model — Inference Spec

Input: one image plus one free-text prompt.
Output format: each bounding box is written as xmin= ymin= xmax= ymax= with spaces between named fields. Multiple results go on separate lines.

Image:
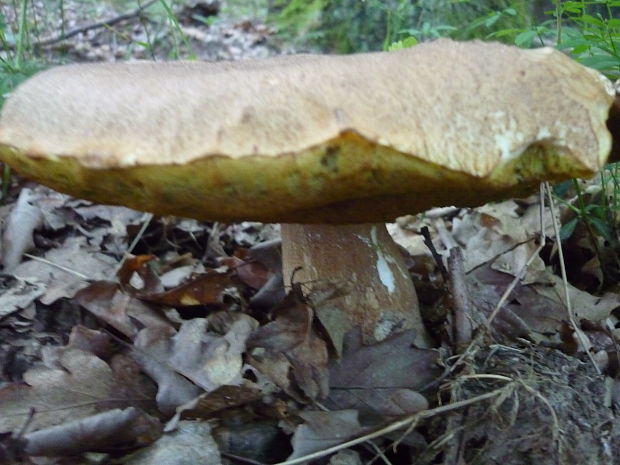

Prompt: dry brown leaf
xmin=10 ymin=236 xmax=118 ymax=304
xmin=167 ymin=384 xmax=263 ymax=430
xmin=133 ymin=315 xmax=257 ymax=414
xmin=221 ymin=249 xmax=273 ymax=290
xmin=124 ymin=421 xmax=221 ymax=465
xmin=67 ymin=325 xmax=113 ymax=360
xmin=119 ymin=255 xmax=244 ymax=307
xmin=0 ymin=348 xmax=155 ymax=433
xmin=249 ymin=292 xmax=329 ymax=400
xmin=76 ymin=281 xmax=172 ymax=338
xmin=288 ymin=410 xmax=364 ymax=460
xmin=23 ymin=407 xmax=162 ymax=456
xmin=118 ymin=255 xmax=162 ymax=295
xmin=247 ymin=239 xmax=285 ymax=308
xmin=131 ymin=332 xmax=202 ymax=416
xmin=470 ymin=265 xmax=620 ymax=342
xmin=524 ymin=274 xmax=620 ymax=325
xmin=153 ymin=271 xmax=243 ymax=307
xmin=327 ymin=330 xmax=438 ymax=417
xmin=0 ymin=275 xmax=46 ymax=319
xmin=453 ymin=201 xmax=548 ymax=284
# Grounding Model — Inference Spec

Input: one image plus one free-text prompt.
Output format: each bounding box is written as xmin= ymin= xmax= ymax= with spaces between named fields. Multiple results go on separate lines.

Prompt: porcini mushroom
xmin=0 ymin=39 xmax=615 ymax=347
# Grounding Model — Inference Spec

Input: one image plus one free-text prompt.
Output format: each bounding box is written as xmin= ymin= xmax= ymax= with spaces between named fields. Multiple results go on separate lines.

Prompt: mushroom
xmin=0 ymin=39 xmax=615 ymax=347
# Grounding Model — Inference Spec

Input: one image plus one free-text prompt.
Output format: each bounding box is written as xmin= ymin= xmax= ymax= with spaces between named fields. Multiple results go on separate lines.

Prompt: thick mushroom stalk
xmin=281 ymin=223 xmax=431 ymax=347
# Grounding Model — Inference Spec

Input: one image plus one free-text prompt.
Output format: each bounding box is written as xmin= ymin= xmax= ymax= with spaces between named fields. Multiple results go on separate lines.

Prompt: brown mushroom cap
xmin=0 ymin=39 xmax=614 ymax=223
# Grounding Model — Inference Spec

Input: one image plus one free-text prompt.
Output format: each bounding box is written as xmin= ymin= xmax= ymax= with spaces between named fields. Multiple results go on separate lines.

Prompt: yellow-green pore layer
xmin=0 ymin=130 xmax=601 ymax=223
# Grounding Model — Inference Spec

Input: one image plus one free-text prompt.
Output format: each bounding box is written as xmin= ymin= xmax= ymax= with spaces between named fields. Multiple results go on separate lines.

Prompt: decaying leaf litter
xmin=1 ymin=3 xmax=620 ymax=465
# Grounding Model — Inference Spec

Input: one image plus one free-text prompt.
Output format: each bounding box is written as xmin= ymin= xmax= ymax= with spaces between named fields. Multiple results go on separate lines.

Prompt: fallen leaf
xmin=213 ymin=419 xmax=289 ymax=464
xmin=152 ymin=271 xmax=243 ymax=307
xmin=289 ymin=410 xmax=364 ymax=460
xmin=119 ymin=256 xmax=244 ymax=307
xmin=133 ymin=315 xmax=257 ymax=414
xmin=67 ymin=325 xmax=113 ymax=360
xmin=469 ymin=265 xmax=620 ymax=343
xmin=249 ymin=292 xmax=329 ymax=400
xmin=221 ymin=249 xmax=272 ymax=290
xmin=0 ymin=275 xmax=46 ymax=319
xmin=23 ymin=407 xmax=162 ymax=456
xmin=166 ymin=384 xmax=263 ymax=430
xmin=10 ymin=236 xmax=118 ymax=304
xmin=0 ymin=348 xmax=155 ymax=433
xmin=327 ymin=330 xmax=438 ymax=417
xmin=329 ymin=449 xmax=362 ymax=465
xmin=76 ymin=281 xmax=172 ymax=338
xmin=453 ymin=201 xmax=548 ymax=284
xmin=124 ymin=421 xmax=221 ymax=465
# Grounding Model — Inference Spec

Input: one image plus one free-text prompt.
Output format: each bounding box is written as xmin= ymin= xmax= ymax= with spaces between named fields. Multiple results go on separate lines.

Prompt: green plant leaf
xmin=580 ymin=15 xmax=606 ymax=28
xmin=560 ymin=217 xmax=579 ymax=241
xmin=607 ymin=19 xmax=620 ymax=28
xmin=588 ymin=216 xmax=613 ymax=242
xmin=515 ymin=29 xmax=537 ymax=47
xmin=577 ymin=54 xmax=620 ymax=71
xmin=484 ymin=12 xmax=502 ymax=28
xmin=388 ymin=36 xmax=418 ymax=51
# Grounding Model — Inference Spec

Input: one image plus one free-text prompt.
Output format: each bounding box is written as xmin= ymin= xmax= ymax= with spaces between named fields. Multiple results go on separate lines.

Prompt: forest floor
xmin=1 ymin=2 xmax=619 ymax=464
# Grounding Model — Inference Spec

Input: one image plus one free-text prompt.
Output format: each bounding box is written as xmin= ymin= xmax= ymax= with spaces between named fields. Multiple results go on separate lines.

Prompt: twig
xmin=114 ymin=212 xmax=153 ymax=275
xmin=544 ymin=182 xmax=601 ymax=375
xmin=438 ymin=188 xmax=548 ymax=389
xmin=486 ymin=186 xmax=547 ymax=326
xmin=441 ymin=407 xmax=464 ymax=465
xmin=366 ymin=441 xmax=394 ymax=465
xmin=447 ymin=247 xmax=472 ymax=347
xmin=421 ymin=226 xmax=448 ymax=280
xmin=220 ymin=452 xmax=266 ymax=465
xmin=466 ymin=237 xmax=536 ymax=275
xmin=22 ymin=253 xmax=89 ymax=280
xmin=273 ymin=389 xmax=506 ymax=465
xmin=6 ymin=0 xmax=159 ymax=49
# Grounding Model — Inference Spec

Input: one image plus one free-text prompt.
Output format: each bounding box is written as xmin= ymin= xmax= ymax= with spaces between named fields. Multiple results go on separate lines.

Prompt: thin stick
xmin=448 ymin=247 xmax=472 ymax=346
xmin=114 ymin=212 xmax=153 ymax=274
xmin=220 ymin=452 xmax=266 ymax=465
xmin=22 ymin=253 xmax=89 ymax=280
xmin=466 ymin=238 xmax=535 ymax=275
xmin=6 ymin=0 xmax=159 ymax=49
xmin=486 ymin=186 xmax=547 ymax=326
xmin=274 ymin=389 xmax=506 ymax=465
xmin=421 ymin=225 xmax=448 ymax=280
xmin=544 ymin=182 xmax=600 ymax=374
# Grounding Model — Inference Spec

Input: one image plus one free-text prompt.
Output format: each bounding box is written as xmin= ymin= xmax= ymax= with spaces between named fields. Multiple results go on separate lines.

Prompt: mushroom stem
xmin=281 ymin=223 xmax=431 ymax=347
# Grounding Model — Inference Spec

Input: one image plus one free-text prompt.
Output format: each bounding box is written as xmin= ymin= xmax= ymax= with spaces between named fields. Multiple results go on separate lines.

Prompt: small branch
xmin=6 ymin=0 xmax=159 ymax=49
xmin=23 ymin=253 xmax=90 ymax=280
xmin=486 ymin=186 xmax=547 ymax=327
xmin=421 ymin=226 xmax=448 ymax=281
xmin=448 ymin=247 xmax=473 ymax=347
xmin=274 ymin=389 xmax=506 ymax=465
xmin=545 ymin=182 xmax=601 ymax=375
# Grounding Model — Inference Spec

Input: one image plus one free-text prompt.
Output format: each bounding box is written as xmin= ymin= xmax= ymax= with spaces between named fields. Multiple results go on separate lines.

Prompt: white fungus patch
xmin=370 ymin=225 xmax=396 ymax=294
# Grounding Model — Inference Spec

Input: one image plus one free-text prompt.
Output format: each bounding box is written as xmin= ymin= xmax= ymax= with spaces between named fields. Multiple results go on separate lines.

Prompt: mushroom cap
xmin=0 ymin=39 xmax=614 ymax=223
